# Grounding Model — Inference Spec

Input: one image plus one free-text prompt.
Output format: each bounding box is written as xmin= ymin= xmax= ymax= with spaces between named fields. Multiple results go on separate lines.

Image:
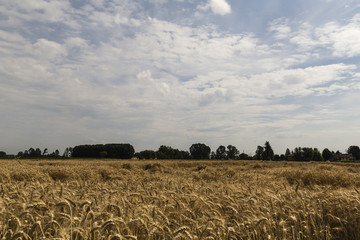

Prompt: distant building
xmin=333 ymin=153 xmax=355 ymax=161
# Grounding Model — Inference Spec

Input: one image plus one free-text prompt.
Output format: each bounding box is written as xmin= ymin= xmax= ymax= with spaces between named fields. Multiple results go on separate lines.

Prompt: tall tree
xmin=262 ymin=141 xmax=274 ymax=160
xmin=215 ymin=145 xmax=227 ymax=160
xmin=35 ymin=148 xmax=42 ymax=157
xmin=227 ymin=145 xmax=239 ymax=160
xmin=313 ymin=148 xmax=323 ymax=161
xmin=322 ymin=148 xmax=333 ymax=161
xmin=347 ymin=145 xmax=360 ymax=160
xmin=190 ymin=143 xmax=211 ymax=159
xmin=54 ymin=149 xmax=60 ymax=157
xmin=285 ymin=148 xmax=291 ymax=157
xmin=302 ymin=147 xmax=314 ymax=161
xmin=293 ymin=147 xmax=302 ymax=161
xmin=42 ymin=148 xmax=48 ymax=156
xmin=157 ymin=145 xmax=174 ymax=159
xmin=255 ymin=146 xmax=264 ymax=160
xmin=28 ymin=148 xmax=35 ymax=157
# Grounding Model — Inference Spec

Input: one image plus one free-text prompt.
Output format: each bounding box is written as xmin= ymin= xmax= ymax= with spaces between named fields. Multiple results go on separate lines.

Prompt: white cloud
xmin=32 ymin=39 xmax=67 ymax=62
xmin=289 ymin=22 xmax=318 ymax=51
xmin=268 ymin=18 xmax=292 ymax=40
xmin=0 ymin=30 xmax=26 ymax=43
xmin=65 ymin=37 xmax=89 ymax=49
xmin=210 ymin=0 xmax=231 ymax=15
xmin=1 ymin=0 xmax=360 ymax=154
xmin=198 ymin=0 xmax=231 ymax=15
xmin=114 ymin=14 xmax=130 ymax=25
xmin=287 ymin=14 xmax=360 ymax=58
xmin=147 ymin=0 xmax=169 ymax=4
xmin=0 ymin=0 xmax=73 ymax=27
xmin=248 ymin=64 xmax=357 ymax=97
xmin=316 ymin=14 xmax=360 ymax=57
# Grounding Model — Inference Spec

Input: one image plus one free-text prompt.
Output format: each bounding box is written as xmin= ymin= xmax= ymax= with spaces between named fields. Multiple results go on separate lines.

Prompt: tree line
xmin=16 ymin=148 xmax=63 ymax=158
xmin=72 ymin=144 xmax=134 ymax=159
xmin=1 ymin=142 xmax=360 ymax=161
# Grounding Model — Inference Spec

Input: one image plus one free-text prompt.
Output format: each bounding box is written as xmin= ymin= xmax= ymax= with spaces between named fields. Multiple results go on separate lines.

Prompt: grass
xmin=0 ymin=159 xmax=360 ymax=239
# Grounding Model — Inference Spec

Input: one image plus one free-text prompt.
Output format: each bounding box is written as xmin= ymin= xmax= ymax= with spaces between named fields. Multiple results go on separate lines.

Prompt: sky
xmin=1 ymin=0 xmax=360 ymax=155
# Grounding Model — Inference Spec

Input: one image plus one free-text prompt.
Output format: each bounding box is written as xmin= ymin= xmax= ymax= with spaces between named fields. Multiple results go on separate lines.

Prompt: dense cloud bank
xmin=0 ymin=1 xmax=360 ymax=154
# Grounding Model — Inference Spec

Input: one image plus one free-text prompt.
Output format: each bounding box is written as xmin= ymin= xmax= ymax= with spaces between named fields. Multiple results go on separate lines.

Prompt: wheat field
xmin=0 ymin=159 xmax=360 ymax=239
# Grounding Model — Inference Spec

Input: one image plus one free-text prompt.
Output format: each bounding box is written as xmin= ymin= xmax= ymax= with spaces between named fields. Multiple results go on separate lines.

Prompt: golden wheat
xmin=0 ymin=159 xmax=360 ymax=239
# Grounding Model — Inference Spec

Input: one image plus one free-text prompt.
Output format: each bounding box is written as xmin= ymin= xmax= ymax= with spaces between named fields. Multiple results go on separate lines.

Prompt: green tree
xmin=179 ymin=150 xmax=190 ymax=159
xmin=302 ymin=147 xmax=314 ymax=161
xmin=347 ymin=145 xmax=360 ymax=160
xmin=0 ymin=151 xmax=6 ymax=158
xmin=157 ymin=145 xmax=174 ymax=159
xmin=43 ymin=148 xmax=48 ymax=156
xmin=28 ymin=148 xmax=35 ymax=157
xmin=23 ymin=150 xmax=29 ymax=157
xmin=293 ymin=147 xmax=302 ymax=161
xmin=215 ymin=145 xmax=227 ymax=160
xmin=190 ymin=143 xmax=211 ymax=159
xmin=313 ymin=148 xmax=323 ymax=161
xmin=255 ymin=146 xmax=264 ymax=160
xmin=156 ymin=145 xmax=189 ymax=159
xmin=262 ymin=141 xmax=274 ymax=160
xmin=322 ymin=148 xmax=333 ymax=161
xmin=226 ymin=145 xmax=239 ymax=160
xmin=53 ymin=149 xmax=60 ymax=157
xmin=99 ymin=151 xmax=108 ymax=158
xmin=72 ymin=144 xmax=135 ymax=159
xmin=35 ymin=148 xmax=42 ymax=157
xmin=135 ymin=150 xmax=157 ymax=159
xmin=285 ymin=148 xmax=291 ymax=157
xmin=239 ymin=152 xmax=250 ymax=160
xmin=26 ymin=148 xmax=42 ymax=158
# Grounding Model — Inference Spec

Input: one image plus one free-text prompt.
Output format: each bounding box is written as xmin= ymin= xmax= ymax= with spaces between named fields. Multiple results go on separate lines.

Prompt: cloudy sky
xmin=1 ymin=0 xmax=360 ymax=155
